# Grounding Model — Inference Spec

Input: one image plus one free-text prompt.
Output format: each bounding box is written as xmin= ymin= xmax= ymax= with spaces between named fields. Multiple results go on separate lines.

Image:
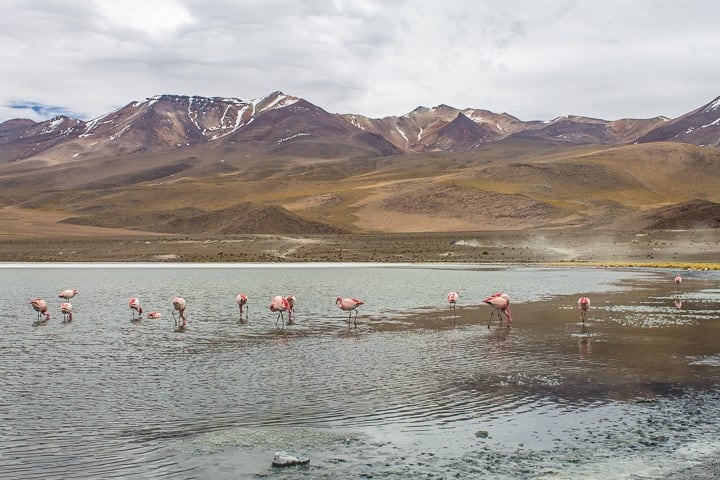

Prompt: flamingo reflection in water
xmin=579 ymin=326 xmax=591 ymax=358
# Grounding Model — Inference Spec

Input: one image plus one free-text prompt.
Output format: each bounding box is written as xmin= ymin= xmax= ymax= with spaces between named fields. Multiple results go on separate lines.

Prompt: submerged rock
xmin=272 ymin=450 xmax=310 ymax=467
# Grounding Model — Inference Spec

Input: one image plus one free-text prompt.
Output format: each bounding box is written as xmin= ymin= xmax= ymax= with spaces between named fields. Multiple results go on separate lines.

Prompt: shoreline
xmin=1 ymin=229 xmax=719 ymax=268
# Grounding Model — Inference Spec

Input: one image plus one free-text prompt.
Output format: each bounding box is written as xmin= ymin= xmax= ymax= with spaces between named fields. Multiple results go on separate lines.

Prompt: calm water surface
xmin=2 ymin=263 xmax=720 ymax=479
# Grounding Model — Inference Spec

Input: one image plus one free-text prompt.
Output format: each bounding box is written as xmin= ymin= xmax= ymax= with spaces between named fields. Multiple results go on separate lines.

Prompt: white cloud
xmin=93 ymin=0 xmax=192 ymax=34
xmin=0 ymin=0 xmax=718 ymax=123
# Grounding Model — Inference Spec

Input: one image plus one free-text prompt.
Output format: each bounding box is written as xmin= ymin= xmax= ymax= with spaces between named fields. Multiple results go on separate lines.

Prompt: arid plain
xmin=1 ymin=207 xmax=718 ymax=267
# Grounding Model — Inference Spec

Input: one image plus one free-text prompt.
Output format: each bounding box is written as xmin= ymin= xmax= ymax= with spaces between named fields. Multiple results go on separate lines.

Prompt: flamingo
xmin=30 ymin=298 xmax=50 ymax=323
xmin=447 ymin=291 xmax=459 ymax=312
xmin=128 ymin=297 xmax=143 ymax=320
xmin=236 ymin=293 xmax=248 ymax=321
xmin=172 ymin=297 xmax=187 ymax=327
xmin=147 ymin=311 xmax=162 ymax=319
xmin=675 ymin=274 xmax=682 ymax=290
xmin=483 ymin=292 xmax=512 ymax=329
xmin=336 ymin=296 xmax=364 ymax=328
xmin=270 ymin=295 xmax=292 ymax=329
xmin=285 ymin=295 xmax=296 ymax=323
xmin=60 ymin=302 xmax=73 ymax=322
xmin=577 ymin=296 xmax=590 ymax=323
xmin=59 ymin=288 xmax=78 ymax=300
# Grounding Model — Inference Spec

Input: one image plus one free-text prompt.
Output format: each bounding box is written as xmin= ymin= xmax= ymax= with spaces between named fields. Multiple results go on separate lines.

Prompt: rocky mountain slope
xmin=2 ymin=92 xmax=719 ymax=164
xmin=0 ymin=92 xmax=719 ymax=236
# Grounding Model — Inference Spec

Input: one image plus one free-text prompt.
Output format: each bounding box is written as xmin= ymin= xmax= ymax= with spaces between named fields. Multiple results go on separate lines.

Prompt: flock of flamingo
xmin=28 ymin=273 xmax=685 ymax=330
xmin=30 ymin=288 xmax=77 ymax=324
xmin=28 ymin=289 xmax=512 ymax=330
xmin=29 ymin=290 xmax=365 ymax=330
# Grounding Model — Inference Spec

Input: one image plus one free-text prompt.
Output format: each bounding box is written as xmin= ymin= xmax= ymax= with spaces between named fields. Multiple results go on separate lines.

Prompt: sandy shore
xmin=1 ymin=229 xmax=719 ymax=267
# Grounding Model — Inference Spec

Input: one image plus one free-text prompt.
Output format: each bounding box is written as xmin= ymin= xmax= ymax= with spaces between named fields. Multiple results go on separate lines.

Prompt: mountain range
xmin=3 ymin=91 xmax=720 ymax=163
xmin=1 ymin=91 xmax=720 ymax=236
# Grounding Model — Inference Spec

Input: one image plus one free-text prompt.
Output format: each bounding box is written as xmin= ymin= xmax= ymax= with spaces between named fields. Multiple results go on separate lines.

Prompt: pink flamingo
xmin=59 ymin=288 xmax=78 ymax=301
xmin=483 ymin=292 xmax=512 ymax=329
xmin=336 ymin=296 xmax=364 ymax=328
xmin=270 ymin=295 xmax=292 ymax=328
xmin=675 ymin=273 xmax=682 ymax=290
xmin=236 ymin=293 xmax=248 ymax=321
xmin=172 ymin=297 xmax=187 ymax=327
xmin=60 ymin=302 xmax=73 ymax=322
xmin=577 ymin=296 xmax=590 ymax=323
xmin=128 ymin=297 xmax=143 ymax=320
xmin=285 ymin=295 xmax=296 ymax=323
xmin=447 ymin=291 xmax=459 ymax=312
xmin=30 ymin=298 xmax=50 ymax=323
xmin=147 ymin=311 xmax=162 ymax=319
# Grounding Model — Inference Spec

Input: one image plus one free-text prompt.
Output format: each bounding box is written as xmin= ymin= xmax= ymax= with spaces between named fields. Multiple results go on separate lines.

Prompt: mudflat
xmin=1 ymin=228 xmax=718 ymax=266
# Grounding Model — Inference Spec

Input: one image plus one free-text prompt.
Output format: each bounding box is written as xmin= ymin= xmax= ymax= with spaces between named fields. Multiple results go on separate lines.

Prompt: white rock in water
xmin=272 ymin=450 xmax=310 ymax=467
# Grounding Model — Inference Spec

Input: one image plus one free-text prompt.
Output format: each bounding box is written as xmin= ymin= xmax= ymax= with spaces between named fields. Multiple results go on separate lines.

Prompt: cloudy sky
xmin=1 ymin=0 xmax=718 ymax=123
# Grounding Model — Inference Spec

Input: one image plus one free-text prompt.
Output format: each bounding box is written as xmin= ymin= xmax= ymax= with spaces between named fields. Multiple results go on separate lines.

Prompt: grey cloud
xmin=0 ymin=0 xmax=718 ymax=123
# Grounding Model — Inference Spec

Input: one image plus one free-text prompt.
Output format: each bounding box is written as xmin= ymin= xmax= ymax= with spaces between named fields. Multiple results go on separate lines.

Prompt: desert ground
xmin=1 ymin=204 xmax=718 ymax=265
xmin=1 ymin=212 xmax=718 ymax=267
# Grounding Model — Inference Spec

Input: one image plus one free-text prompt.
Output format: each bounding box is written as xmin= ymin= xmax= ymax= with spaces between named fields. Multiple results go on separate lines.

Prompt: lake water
xmin=2 ymin=263 xmax=720 ymax=479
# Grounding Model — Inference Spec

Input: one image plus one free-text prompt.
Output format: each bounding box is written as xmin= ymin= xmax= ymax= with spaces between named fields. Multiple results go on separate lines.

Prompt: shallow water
xmin=2 ymin=263 xmax=720 ymax=479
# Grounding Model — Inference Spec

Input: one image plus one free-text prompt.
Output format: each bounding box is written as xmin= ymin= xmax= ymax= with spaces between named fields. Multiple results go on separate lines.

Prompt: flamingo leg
xmin=354 ymin=309 xmax=359 ymax=328
xmin=276 ymin=311 xmax=284 ymax=329
xmin=487 ymin=309 xmax=495 ymax=329
xmin=172 ymin=311 xmax=178 ymax=327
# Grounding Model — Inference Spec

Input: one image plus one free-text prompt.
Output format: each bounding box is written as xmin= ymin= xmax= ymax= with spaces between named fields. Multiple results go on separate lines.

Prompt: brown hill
xmin=2 ymin=137 xmax=718 ymax=235
xmin=643 ymin=199 xmax=720 ymax=229
xmin=61 ymin=202 xmax=344 ymax=235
